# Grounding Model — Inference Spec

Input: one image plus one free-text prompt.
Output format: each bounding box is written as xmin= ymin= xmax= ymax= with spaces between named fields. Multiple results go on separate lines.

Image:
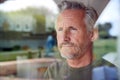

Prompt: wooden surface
xmin=0 ymin=77 xmax=50 ymax=80
xmin=0 ymin=58 xmax=61 ymax=76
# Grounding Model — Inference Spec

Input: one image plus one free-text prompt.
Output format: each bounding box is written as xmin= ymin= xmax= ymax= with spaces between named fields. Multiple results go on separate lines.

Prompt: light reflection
xmin=0 ymin=0 xmax=58 ymax=14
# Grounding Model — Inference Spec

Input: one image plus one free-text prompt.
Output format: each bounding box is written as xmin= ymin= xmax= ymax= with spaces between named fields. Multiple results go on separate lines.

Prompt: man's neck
xmin=67 ymin=48 xmax=93 ymax=68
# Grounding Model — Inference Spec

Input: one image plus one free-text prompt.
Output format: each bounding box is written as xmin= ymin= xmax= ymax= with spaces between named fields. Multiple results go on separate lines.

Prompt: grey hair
xmin=58 ymin=0 xmax=98 ymax=32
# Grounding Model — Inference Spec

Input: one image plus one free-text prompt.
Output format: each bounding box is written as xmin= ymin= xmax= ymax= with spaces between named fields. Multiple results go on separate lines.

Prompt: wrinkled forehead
xmin=57 ymin=9 xmax=85 ymax=22
xmin=55 ymin=9 xmax=86 ymax=30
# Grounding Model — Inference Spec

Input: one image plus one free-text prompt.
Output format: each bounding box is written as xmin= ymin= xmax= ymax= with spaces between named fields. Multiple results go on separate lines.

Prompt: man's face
xmin=56 ymin=9 xmax=93 ymax=59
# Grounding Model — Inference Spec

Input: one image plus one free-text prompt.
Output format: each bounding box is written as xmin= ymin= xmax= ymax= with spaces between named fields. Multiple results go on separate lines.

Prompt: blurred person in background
xmin=45 ymin=30 xmax=56 ymax=57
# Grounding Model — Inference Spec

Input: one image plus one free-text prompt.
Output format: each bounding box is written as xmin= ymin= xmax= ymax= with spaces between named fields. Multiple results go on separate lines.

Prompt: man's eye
xmin=58 ymin=28 xmax=63 ymax=31
xmin=69 ymin=26 xmax=77 ymax=31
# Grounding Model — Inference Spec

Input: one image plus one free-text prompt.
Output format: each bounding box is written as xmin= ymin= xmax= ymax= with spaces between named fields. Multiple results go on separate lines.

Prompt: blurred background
xmin=0 ymin=0 xmax=119 ymax=80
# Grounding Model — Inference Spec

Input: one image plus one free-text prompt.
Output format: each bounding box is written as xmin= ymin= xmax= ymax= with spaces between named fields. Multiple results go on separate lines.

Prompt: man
xmin=44 ymin=0 xmax=98 ymax=80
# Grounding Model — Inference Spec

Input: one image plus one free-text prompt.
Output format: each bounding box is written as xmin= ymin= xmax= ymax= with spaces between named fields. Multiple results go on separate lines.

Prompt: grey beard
xmin=61 ymin=54 xmax=72 ymax=59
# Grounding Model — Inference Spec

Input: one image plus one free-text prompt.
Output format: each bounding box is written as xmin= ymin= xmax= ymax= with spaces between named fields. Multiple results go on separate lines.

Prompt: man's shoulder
xmin=44 ymin=60 xmax=67 ymax=79
xmin=48 ymin=60 xmax=67 ymax=70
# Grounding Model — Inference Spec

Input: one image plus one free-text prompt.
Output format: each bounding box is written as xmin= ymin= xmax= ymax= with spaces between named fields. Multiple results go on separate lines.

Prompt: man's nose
xmin=63 ymin=30 xmax=70 ymax=41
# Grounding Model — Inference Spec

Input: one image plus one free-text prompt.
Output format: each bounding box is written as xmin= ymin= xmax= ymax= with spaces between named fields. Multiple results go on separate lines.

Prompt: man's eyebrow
xmin=69 ymin=26 xmax=74 ymax=28
xmin=69 ymin=26 xmax=77 ymax=29
xmin=57 ymin=27 xmax=63 ymax=31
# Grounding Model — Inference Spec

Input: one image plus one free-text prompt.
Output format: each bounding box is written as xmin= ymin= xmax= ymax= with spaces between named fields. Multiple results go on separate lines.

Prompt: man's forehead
xmin=56 ymin=9 xmax=86 ymax=29
xmin=58 ymin=9 xmax=85 ymax=20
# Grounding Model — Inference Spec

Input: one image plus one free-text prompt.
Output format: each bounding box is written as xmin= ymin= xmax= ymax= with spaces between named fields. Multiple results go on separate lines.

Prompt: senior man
xmin=44 ymin=0 xmax=99 ymax=80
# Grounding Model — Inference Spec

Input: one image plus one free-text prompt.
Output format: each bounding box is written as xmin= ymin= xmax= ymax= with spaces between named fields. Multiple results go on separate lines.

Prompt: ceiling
xmin=53 ymin=0 xmax=110 ymax=16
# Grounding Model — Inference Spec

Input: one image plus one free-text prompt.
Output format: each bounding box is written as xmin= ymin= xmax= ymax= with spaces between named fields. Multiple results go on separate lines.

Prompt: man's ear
xmin=91 ymin=28 xmax=99 ymax=41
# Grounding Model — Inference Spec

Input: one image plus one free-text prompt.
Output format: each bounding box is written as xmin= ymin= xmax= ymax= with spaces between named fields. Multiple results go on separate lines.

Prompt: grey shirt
xmin=44 ymin=61 xmax=93 ymax=80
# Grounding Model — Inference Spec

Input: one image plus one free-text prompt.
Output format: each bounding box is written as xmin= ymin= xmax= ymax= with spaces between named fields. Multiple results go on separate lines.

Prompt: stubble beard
xmin=60 ymin=46 xmax=83 ymax=59
xmin=59 ymin=42 xmax=90 ymax=60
